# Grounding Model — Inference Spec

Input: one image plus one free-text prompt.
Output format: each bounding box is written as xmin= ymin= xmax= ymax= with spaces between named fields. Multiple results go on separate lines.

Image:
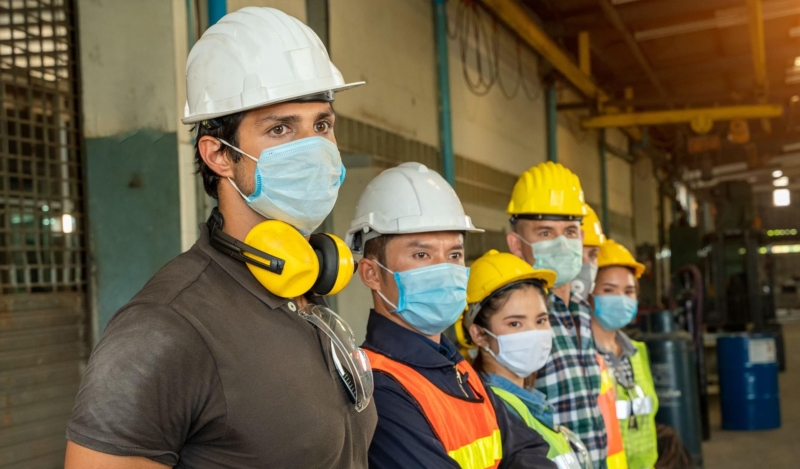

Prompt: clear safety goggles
xmin=557 ymin=425 xmax=594 ymax=469
xmin=298 ymin=304 xmax=374 ymax=412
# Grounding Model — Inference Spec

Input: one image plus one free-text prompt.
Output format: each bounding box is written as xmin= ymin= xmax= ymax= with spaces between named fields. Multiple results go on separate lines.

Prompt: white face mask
xmin=483 ymin=328 xmax=554 ymax=379
xmin=571 ymin=261 xmax=598 ymax=301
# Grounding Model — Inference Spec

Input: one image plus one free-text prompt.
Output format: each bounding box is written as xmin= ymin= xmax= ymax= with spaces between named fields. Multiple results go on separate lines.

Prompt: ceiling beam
xmin=541 ymin=0 xmax=744 ymax=38
xmin=582 ymin=104 xmax=783 ymax=128
xmin=595 ymin=0 xmax=669 ymax=100
xmin=634 ymin=0 xmax=800 ymax=42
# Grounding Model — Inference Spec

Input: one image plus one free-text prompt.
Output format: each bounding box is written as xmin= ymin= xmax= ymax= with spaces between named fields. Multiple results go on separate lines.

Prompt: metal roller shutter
xmin=0 ymin=1 xmax=86 ymax=467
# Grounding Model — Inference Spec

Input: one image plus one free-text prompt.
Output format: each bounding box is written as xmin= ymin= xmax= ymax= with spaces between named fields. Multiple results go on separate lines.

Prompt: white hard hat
xmin=182 ymin=7 xmax=364 ymax=124
xmin=346 ymin=162 xmax=483 ymax=253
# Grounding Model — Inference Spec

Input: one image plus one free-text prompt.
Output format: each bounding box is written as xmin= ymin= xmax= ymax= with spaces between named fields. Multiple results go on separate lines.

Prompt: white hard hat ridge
xmin=345 ymin=162 xmax=483 ymax=253
xmin=183 ymin=7 xmax=364 ymax=124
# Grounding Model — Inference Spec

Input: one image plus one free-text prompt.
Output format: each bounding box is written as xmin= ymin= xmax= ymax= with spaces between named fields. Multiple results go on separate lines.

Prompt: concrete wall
xmin=228 ymin=0 xmax=307 ymax=21
xmin=79 ymin=0 xmax=187 ymax=338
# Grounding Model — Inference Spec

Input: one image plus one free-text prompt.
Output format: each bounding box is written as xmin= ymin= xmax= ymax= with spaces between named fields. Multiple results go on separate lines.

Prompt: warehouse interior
xmin=1 ymin=0 xmax=799 ymax=467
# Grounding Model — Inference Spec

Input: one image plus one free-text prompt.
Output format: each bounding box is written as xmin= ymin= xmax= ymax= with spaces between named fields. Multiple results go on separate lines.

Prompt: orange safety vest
xmin=366 ymin=349 xmax=503 ymax=469
xmin=597 ymin=354 xmax=628 ymax=469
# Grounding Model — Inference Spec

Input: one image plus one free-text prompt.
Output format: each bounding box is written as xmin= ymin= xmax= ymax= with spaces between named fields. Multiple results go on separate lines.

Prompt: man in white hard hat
xmin=65 ymin=8 xmax=376 ymax=469
xmin=347 ymin=162 xmax=555 ymax=469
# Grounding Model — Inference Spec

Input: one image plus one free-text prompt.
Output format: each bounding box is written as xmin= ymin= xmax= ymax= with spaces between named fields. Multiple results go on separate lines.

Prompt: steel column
xmin=547 ymin=84 xmax=558 ymax=162
xmin=208 ymin=0 xmax=227 ymax=26
xmin=600 ymin=129 xmax=609 ymax=233
xmin=434 ymin=0 xmax=455 ymax=186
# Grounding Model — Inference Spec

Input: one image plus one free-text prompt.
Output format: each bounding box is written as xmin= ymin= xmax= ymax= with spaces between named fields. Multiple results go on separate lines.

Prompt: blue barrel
xmin=717 ymin=333 xmax=781 ymax=430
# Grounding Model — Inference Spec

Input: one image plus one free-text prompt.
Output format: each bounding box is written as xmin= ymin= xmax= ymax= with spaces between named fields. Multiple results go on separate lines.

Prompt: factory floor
xmin=703 ymin=321 xmax=800 ymax=469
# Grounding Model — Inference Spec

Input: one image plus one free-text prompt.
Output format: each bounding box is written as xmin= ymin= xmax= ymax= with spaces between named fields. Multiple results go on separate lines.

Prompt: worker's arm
xmin=65 ymin=442 xmax=170 ymax=469
xmin=489 ymin=388 xmax=557 ymax=469
xmin=367 ymin=373 xmax=462 ymax=469
xmin=65 ymin=304 xmax=226 ymax=467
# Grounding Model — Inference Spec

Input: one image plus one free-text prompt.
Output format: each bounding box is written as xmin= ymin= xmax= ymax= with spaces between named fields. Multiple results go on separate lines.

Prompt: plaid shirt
xmin=535 ymin=293 xmax=608 ymax=469
xmin=597 ymin=330 xmax=638 ymax=389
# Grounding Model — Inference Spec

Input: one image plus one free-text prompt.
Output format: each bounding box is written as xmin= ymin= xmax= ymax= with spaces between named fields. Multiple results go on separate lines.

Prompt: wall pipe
xmin=433 ymin=0 xmax=455 ymax=187
xmin=547 ymin=84 xmax=558 ymax=162
xmin=208 ymin=0 xmax=226 ymax=27
xmin=599 ymin=129 xmax=609 ymax=234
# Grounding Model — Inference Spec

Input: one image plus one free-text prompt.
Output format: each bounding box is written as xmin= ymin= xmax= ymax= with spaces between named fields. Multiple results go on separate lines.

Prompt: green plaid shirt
xmin=536 ymin=293 xmax=607 ymax=469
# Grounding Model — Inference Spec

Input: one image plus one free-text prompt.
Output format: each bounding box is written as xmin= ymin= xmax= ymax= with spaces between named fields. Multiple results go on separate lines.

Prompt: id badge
xmin=616 ymin=399 xmax=632 ymax=420
xmin=632 ymin=396 xmax=653 ymax=416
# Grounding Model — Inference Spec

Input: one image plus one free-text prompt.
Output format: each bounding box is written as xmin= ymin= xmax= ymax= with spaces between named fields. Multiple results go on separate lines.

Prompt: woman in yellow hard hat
xmin=591 ymin=240 xmax=659 ymax=469
xmin=457 ymin=250 xmax=588 ymax=469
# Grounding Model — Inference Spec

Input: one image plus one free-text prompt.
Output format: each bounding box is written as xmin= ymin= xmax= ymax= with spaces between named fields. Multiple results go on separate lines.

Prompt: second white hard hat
xmin=346 ymin=162 xmax=483 ymax=253
xmin=183 ymin=7 xmax=364 ymax=124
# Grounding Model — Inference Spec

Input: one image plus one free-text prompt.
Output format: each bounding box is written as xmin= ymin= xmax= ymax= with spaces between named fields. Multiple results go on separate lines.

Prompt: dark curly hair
xmin=193 ymin=112 xmax=246 ymax=199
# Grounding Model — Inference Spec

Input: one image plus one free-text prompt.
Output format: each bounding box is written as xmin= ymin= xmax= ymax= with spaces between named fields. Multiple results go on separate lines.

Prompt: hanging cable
xmin=494 ymin=24 xmax=523 ymax=99
xmin=450 ymin=0 xmax=543 ymax=102
xmin=458 ymin=1 xmax=496 ymax=96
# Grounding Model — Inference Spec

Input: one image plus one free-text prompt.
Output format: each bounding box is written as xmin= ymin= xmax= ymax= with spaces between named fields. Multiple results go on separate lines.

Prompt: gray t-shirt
xmin=67 ymin=226 xmax=377 ymax=468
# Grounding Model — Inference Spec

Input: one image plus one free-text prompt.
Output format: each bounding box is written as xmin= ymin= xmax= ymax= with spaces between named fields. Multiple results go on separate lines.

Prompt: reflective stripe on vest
xmin=365 ymin=350 xmax=502 ymax=469
xmin=615 ymin=341 xmax=659 ymax=469
xmin=597 ymin=354 xmax=628 ymax=469
xmin=490 ymin=386 xmax=583 ymax=469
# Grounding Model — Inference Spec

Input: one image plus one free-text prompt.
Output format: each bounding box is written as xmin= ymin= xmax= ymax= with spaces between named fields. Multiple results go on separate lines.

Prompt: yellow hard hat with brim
xmin=582 ymin=204 xmax=606 ymax=247
xmin=507 ymin=162 xmax=586 ymax=220
xmin=597 ymin=240 xmax=646 ymax=279
xmin=457 ymin=250 xmax=556 ymax=349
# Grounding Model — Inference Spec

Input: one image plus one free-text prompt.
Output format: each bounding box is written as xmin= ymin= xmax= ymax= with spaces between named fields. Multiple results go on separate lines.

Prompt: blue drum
xmin=717 ymin=333 xmax=781 ymax=430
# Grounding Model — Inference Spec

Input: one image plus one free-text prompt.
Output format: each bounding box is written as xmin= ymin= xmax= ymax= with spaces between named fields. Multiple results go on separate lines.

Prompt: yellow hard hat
xmin=582 ymin=204 xmax=606 ymax=247
xmin=507 ymin=162 xmax=586 ymax=219
xmin=597 ymin=240 xmax=646 ymax=279
xmin=463 ymin=249 xmax=556 ymax=330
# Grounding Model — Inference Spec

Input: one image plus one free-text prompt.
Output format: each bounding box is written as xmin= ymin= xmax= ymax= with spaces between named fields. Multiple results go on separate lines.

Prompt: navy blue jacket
xmin=363 ymin=311 xmax=556 ymax=469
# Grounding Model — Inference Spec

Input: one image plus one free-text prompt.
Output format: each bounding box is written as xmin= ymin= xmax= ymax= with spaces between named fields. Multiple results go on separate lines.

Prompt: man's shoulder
xmin=103 ymin=245 xmax=218 ymax=336
xmin=130 ymin=245 xmax=213 ymax=306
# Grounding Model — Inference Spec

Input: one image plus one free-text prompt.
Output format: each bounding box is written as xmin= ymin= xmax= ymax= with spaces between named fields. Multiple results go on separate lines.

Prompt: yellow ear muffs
xmin=208 ymin=208 xmax=356 ymax=298
xmin=308 ymin=233 xmax=356 ymax=296
xmin=243 ymin=220 xmax=320 ymax=299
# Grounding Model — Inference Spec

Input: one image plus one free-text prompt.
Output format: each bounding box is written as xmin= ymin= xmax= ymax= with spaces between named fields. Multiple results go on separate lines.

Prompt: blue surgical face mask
xmin=516 ymin=233 xmax=583 ymax=288
xmin=220 ymin=136 xmax=345 ymax=236
xmin=593 ymin=295 xmax=638 ymax=331
xmin=375 ymin=261 xmax=469 ymax=336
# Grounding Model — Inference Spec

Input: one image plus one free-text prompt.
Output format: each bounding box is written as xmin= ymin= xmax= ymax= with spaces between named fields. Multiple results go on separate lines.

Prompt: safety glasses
xmin=557 ymin=425 xmax=593 ymax=469
xmin=298 ymin=304 xmax=374 ymax=412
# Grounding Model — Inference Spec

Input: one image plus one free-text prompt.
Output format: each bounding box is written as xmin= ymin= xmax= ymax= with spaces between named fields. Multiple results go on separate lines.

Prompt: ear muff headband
xmin=208 ymin=209 xmax=286 ymax=274
xmin=208 ymin=209 xmax=355 ymax=298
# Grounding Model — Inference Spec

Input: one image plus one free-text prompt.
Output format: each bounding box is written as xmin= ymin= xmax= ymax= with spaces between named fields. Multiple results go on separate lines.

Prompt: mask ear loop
xmin=481 ymin=327 xmax=502 ymax=358
xmin=511 ymin=231 xmax=533 ymax=248
xmin=370 ymin=260 xmax=400 ymax=312
xmin=213 ymin=138 xmax=259 ymax=204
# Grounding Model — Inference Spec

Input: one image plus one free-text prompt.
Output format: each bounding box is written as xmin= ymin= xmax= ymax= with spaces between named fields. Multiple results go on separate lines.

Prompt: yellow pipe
xmin=579 ymin=31 xmax=591 ymax=76
xmin=582 ymin=105 xmax=783 ymax=129
xmin=747 ymin=0 xmax=768 ymax=95
xmin=479 ymin=0 xmax=607 ymax=101
xmin=747 ymin=0 xmax=771 ymax=132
